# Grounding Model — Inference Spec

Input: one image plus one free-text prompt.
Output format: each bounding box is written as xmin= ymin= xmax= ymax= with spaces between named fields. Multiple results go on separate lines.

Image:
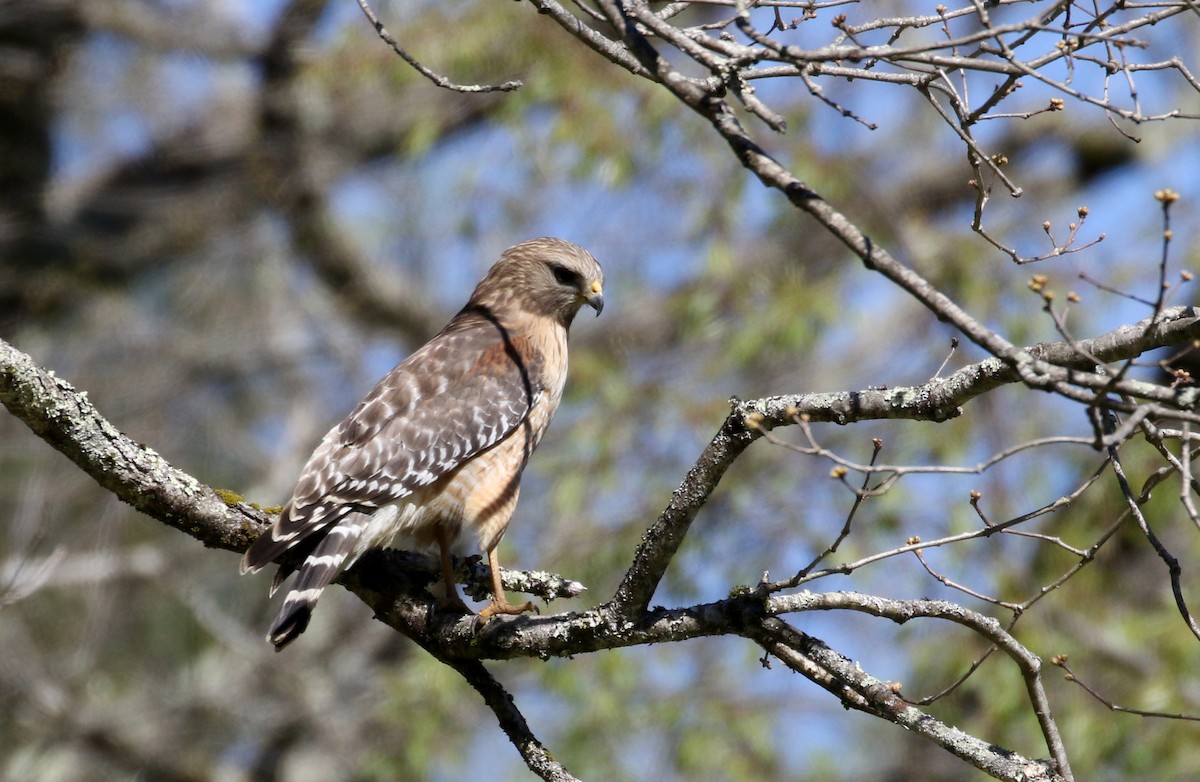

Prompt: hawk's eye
xmin=552 ymin=264 xmax=581 ymax=288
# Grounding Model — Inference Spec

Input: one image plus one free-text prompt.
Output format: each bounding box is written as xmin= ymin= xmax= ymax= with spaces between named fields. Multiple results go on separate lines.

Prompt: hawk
xmin=242 ymin=238 xmax=604 ymax=649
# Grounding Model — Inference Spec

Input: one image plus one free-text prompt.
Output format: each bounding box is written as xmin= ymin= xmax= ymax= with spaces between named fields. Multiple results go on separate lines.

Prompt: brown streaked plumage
xmin=241 ymin=237 xmax=604 ymax=649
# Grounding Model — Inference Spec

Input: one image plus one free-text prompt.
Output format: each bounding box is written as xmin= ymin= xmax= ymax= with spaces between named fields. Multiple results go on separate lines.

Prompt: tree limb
xmin=749 ymin=618 xmax=1067 ymax=782
xmin=0 ymin=337 xmax=263 ymax=553
xmin=10 ymin=309 xmax=1186 ymax=781
xmin=440 ymin=658 xmax=581 ymax=782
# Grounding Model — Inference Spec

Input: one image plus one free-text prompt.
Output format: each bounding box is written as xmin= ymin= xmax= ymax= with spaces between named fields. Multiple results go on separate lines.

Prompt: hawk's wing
xmin=241 ymin=309 xmax=544 ymax=573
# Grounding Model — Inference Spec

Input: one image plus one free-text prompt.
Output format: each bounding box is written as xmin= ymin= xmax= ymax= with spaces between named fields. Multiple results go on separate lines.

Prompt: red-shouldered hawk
xmin=242 ymin=238 xmax=604 ymax=649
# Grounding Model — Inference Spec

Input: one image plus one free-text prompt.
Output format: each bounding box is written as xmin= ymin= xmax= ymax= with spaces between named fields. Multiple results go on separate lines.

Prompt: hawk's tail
xmin=241 ymin=500 xmax=315 ymax=576
xmin=267 ymin=515 xmax=367 ymax=650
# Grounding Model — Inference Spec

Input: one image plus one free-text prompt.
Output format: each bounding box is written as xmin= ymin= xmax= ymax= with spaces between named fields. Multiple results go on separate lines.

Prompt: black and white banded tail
xmin=243 ymin=508 xmax=369 ymax=650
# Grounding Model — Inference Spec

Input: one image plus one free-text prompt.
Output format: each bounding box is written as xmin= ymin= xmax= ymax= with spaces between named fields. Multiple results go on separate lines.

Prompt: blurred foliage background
xmin=1 ymin=1 xmax=1199 ymax=780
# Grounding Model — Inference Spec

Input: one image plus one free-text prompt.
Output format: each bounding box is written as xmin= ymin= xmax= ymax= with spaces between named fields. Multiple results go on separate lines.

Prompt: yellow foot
xmin=475 ymin=598 xmax=539 ymax=627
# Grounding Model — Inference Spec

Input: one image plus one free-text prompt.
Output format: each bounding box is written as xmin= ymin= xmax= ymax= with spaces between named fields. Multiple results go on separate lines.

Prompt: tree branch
xmin=6 ymin=300 xmax=1198 ymax=614
xmin=256 ymin=0 xmax=445 ymax=344
xmin=441 ymin=658 xmax=581 ymax=782
xmin=740 ymin=305 xmax=1200 ymax=429
xmin=768 ymin=591 xmax=1072 ymax=778
xmin=5 ymin=297 xmax=1184 ymax=782
xmin=528 ymin=0 xmax=1200 ymax=421
xmin=354 ymin=0 xmax=522 ymax=93
xmin=749 ymin=618 xmax=1067 ymax=782
xmin=0 ymin=337 xmax=264 ymax=553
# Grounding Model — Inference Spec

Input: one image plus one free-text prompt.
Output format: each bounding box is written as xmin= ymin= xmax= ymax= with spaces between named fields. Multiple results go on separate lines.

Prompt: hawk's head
xmin=473 ymin=237 xmax=605 ymax=326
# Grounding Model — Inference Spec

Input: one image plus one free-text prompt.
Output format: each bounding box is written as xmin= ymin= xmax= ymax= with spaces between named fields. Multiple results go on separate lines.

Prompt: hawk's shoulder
xmin=300 ymin=307 xmax=549 ymax=508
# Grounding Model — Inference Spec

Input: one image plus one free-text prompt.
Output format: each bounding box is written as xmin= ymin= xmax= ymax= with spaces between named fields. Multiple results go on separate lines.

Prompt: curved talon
xmin=472 ymin=598 xmax=537 ymax=633
xmin=477 ymin=598 xmax=536 ymax=625
xmin=475 ymin=547 xmax=540 ymax=629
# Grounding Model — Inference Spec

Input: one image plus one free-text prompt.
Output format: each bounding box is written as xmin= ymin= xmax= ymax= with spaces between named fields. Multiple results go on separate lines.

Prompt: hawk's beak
xmin=584 ymin=280 xmax=604 ymax=316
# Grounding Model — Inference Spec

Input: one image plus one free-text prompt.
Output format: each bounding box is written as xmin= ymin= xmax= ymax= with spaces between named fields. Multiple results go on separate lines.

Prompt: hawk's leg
xmin=476 ymin=547 xmax=536 ymax=624
xmin=434 ymin=527 xmax=471 ymax=615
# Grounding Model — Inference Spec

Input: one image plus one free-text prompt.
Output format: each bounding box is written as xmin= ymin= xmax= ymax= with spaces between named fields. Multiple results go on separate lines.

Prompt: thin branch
xmin=750 ymin=616 xmax=1069 ymax=781
xmin=0 ymin=337 xmax=588 ymax=606
xmin=736 ymin=306 xmax=1200 ymax=433
xmin=1107 ymin=425 xmax=1200 ymax=641
xmin=912 ymin=547 xmax=1018 ymax=609
xmin=758 ymin=416 xmax=1094 ymax=478
xmin=793 ymin=437 xmax=883 ymax=574
xmin=1055 ymin=658 xmax=1200 ymax=721
xmin=603 ymin=409 xmax=759 ymax=618
xmin=0 ymin=338 xmax=265 ymax=553
xmin=258 ymin=0 xmax=446 ymax=343
xmin=443 ymin=658 xmax=582 ymax=782
xmin=765 ymin=591 xmax=1072 ymax=779
xmin=354 ymin=0 xmax=522 ymax=93
xmin=777 ymin=460 xmax=1103 ymax=591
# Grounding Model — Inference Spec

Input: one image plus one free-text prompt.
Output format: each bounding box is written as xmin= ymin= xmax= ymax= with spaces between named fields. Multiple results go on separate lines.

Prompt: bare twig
xmin=757 ymin=595 xmax=1073 ymax=780
xmin=1107 ymin=420 xmax=1200 ymax=641
xmin=1054 ymin=657 xmax=1200 ymax=722
xmin=443 ymin=658 xmax=582 ymax=782
xmin=355 ymin=0 xmax=522 ymax=93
